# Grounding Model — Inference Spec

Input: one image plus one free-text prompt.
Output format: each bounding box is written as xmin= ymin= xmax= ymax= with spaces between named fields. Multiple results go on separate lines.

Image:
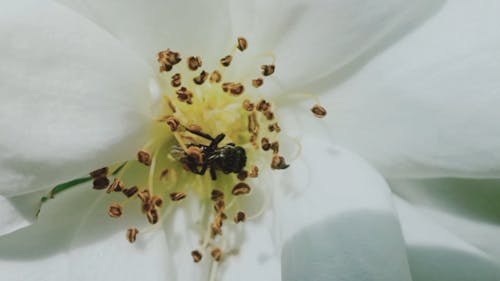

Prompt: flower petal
xmin=0 ymin=0 xmax=151 ymax=199
xmin=229 ymin=0 xmax=443 ymax=90
xmin=0 ymin=184 xmax=169 ymax=281
xmin=277 ymin=138 xmax=412 ymax=281
xmin=394 ymin=197 xmax=500 ymax=281
xmin=324 ymin=0 xmax=500 ymax=178
xmin=56 ymin=0 xmax=232 ymax=67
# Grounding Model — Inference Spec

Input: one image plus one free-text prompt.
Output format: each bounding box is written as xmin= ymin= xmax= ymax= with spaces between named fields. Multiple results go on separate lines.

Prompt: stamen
xmin=211 ymin=189 xmax=224 ymax=202
xmin=234 ymin=211 xmax=246 ymax=223
xmin=187 ymin=56 xmax=202 ymax=71
xmin=237 ymin=37 xmax=248 ymax=51
xmin=170 ymin=192 xmax=187 ymax=201
xmin=271 ymin=155 xmax=289 ymax=169
xmin=127 ymin=228 xmax=139 ymax=243
xmin=89 ymin=167 xmax=108 ymax=178
xmin=122 ymin=186 xmax=139 ymax=198
xmin=261 ymin=137 xmax=271 ymax=151
xmin=171 ymin=73 xmax=182 ymax=87
xmin=210 ymin=70 xmax=222 ymax=83
xmin=248 ymin=166 xmax=259 ymax=178
xmin=106 ymin=178 xmax=124 ymax=193
xmin=147 ymin=208 xmax=159 ymax=224
xmin=232 ymin=183 xmax=251 ymax=196
xmin=242 ymin=99 xmax=255 ymax=111
xmin=92 ymin=177 xmax=110 ymax=190
xmin=252 ymin=78 xmax=263 ymax=88
xmin=193 ymin=70 xmax=208 ymax=85
xmin=261 ymin=64 xmax=275 ymax=76
xmin=137 ymin=150 xmax=152 ymax=166
xmin=311 ymin=104 xmax=327 ymax=118
xmin=220 ymin=55 xmax=232 ymax=67
xmin=108 ymin=203 xmax=123 ymax=218
xmin=191 ymin=250 xmax=203 ymax=263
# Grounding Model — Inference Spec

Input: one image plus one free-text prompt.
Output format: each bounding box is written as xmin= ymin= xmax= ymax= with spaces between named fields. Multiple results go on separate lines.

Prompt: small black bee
xmin=171 ymin=127 xmax=247 ymax=180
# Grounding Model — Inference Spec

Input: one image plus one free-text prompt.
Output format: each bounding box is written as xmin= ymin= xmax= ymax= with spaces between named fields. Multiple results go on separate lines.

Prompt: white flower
xmin=1 ymin=0 xmax=500 ymax=281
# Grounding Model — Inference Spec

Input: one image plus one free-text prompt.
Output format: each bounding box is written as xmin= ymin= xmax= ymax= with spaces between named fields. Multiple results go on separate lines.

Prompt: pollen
xmin=68 ymin=36 xmax=327 ymax=277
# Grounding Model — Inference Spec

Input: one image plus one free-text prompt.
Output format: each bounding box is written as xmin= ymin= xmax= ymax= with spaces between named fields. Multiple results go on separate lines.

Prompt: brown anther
xmin=252 ymin=78 xmax=263 ymax=88
xmin=271 ymin=141 xmax=279 ymax=154
xmin=108 ymin=203 xmax=123 ymax=218
xmin=237 ymin=170 xmax=248 ymax=181
xmin=137 ymin=190 xmax=151 ymax=202
xmin=147 ymin=208 xmax=159 ymax=224
xmin=191 ymin=250 xmax=203 ymax=263
xmin=187 ymin=56 xmax=202 ymax=71
xmin=248 ymin=166 xmax=259 ymax=178
xmin=256 ymin=99 xmax=271 ymax=112
xmin=137 ymin=150 xmax=152 ymax=166
xmin=122 ymin=186 xmax=139 ymax=198
xmin=176 ymin=87 xmax=193 ymax=104
xmin=211 ymin=248 xmax=223 ymax=262
xmin=158 ymin=49 xmax=181 ymax=72
xmin=229 ymin=83 xmax=244 ymax=96
xmin=237 ymin=37 xmax=248 ymax=51
xmin=211 ymin=189 xmax=224 ymax=202
xmin=220 ymin=55 xmax=233 ymax=67
xmin=232 ymin=183 xmax=251 ymax=196
xmin=160 ymin=169 xmax=170 ymax=180
xmin=261 ymin=138 xmax=271 ymax=151
xmin=193 ymin=70 xmax=208 ymax=85
xmin=234 ymin=211 xmax=246 ymax=223
xmin=268 ymin=123 xmax=281 ymax=133
xmin=263 ymin=110 xmax=274 ymax=121
xmin=126 ymin=228 xmax=139 ymax=243
xmin=164 ymin=115 xmax=180 ymax=132
xmin=142 ymin=202 xmax=153 ymax=213
xmin=160 ymin=63 xmax=172 ymax=72
xmin=89 ymin=167 xmax=108 ymax=179
xmin=214 ymin=200 xmax=225 ymax=213
xmin=271 ymin=155 xmax=290 ymax=169
xmin=211 ymin=217 xmax=223 ymax=237
xmin=261 ymin=64 xmax=275 ymax=76
xmin=311 ymin=104 xmax=327 ymax=118
xmin=92 ymin=177 xmax=110 ymax=190
xmin=106 ymin=178 xmax=124 ymax=193
xmin=248 ymin=112 xmax=259 ymax=134
xmin=187 ymin=146 xmax=204 ymax=164
xmin=170 ymin=192 xmax=187 ymax=201
xmin=171 ymin=73 xmax=182 ymax=87
xmin=168 ymin=99 xmax=177 ymax=113
xmin=150 ymin=196 xmax=164 ymax=208
xmin=210 ymin=70 xmax=222 ymax=83
xmin=242 ymin=99 xmax=254 ymax=111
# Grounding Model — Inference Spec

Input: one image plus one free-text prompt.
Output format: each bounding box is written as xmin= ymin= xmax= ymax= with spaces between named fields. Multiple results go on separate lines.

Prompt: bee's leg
xmin=211 ymin=134 xmax=226 ymax=148
xmin=184 ymin=127 xmax=215 ymax=141
xmin=199 ymin=162 xmax=208 ymax=175
xmin=209 ymin=165 xmax=217 ymax=181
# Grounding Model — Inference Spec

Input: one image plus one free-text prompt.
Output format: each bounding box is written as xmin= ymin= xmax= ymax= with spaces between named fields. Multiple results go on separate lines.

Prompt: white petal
xmin=0 ymin=0 xmax=151 ymax=200
xmin=229 ymin=0 xmax=443 ymax=90
xmin=277 ymin=138 xmax=412 ymax=281
xmin=394 ymin=197 xmax=500 ymax=281
xmin=0 ymin=184 xmax=168 ymax=281
xmin=324 ymin=0 xmax=500 ymax=178
xmin=56 ymin=0 xmax=232 ymax=67
xmin=392 ymin=178 xmax=500 ymax=261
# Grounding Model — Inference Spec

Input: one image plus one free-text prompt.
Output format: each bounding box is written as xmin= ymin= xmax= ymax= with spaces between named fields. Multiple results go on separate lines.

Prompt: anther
xmin=271 ymin=141 xmax=279 ymax=154
xmin=106 ymin=178 xmax=125 ymax=193
xmin=232 ymin=183 xmax=251 ymax=196
xmin=242 ymin=99 xmax=254 ymax=111
xmin=164 ymin=115 xmax=180 ymax=131
xmin=150 ymin=196 xmax=164 ymax=208
xmin=256 ymin=100 xmax=271 ymax=112
xmin=237 ymin=37 xmax=248 ymax=51
xmin=248 ymin=112 xmax=259 ymax=134
xmin=176 ymin=87 xmax=193 ymax=104
xmin=187 ymin=146 xmax=204 ymax=164
xmin=147 ymin=208 xmax=159 ymax=224
xmin=211 ymin=248 xmax=223 ymax=262
xmin=214 ymin=200 xmax=225 ymax=213
xmin=89 ymin=167 xmax=108 ymax=179
xmin=222 ymin=82 xmax=244 ymax=96
xmin=271 ymin=155 xmax=289 ymax=169
xmin=92 ymin=177 xmax=110 ymax=190
xmin=211 ymin=189 xmax=224 ymax=202
xmin=160 ymin=169 xmax=170 ymax=180
xmin=268 ymin=123 xmax=281 ymax=133
xmin=237 ymin=170 xmax=248 ymax=181
xmin=187 ymin=56 xmax=202 ymax=71
xmin=210 ymin=70 xmax=222 ymax=83
xmin=171 ymin=73 xmax=182 ymax=87
xmin=261 ymin=64 xmax=275 ymax=76
xmin=263 ymin=110 xmax=274 ymax=121
xmin=170 ymin=192 xmax=187 ymax=201
xmin=137 ymin=150 xmax=152 ymax=166
xmin=234 ymin=211 xmax=246 ymax=223
xmin=158 ymin=49 xmax=181 ymax=72
xmin=122 ymin=186 xmax=139 ymax=198
xmin=137 ymin=190 xmax=151 ymax=202
xmin=126 ymin=228 xmax=139 ymax=243
xmin=193 ymin=70 xmax=208 ymax=85
xmin=248 ymin=166 xmax=259 ymax=178
xmin=108 ymin=203 xmax=123 ymax=218
xmin=261 ymin=138 xmax=271 ymax=151
xmin=191 ymin=250 xmax=203 ymax=263
xmin=252 ymin=78 xmax=264 ymax=88
xmin=220 ymin=55 xmax=233 ymax=67
xmin=311 ymin=104 xmax=327 ymax=118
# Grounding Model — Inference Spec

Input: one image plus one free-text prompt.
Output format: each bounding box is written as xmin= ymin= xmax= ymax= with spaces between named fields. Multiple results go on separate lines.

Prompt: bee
xmin=171 ymin=127 xmax=247 ymax=180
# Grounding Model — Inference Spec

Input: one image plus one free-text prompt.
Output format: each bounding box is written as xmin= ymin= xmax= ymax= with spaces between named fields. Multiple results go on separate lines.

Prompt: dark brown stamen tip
xmin=261 ymin=137 xmax=271 ymax=151
xmin=271 ymin=155 xmax=289 ymax=169
xmin=106 ymin=178 xmax=125 ymax=193
xmin=170 ymin=192 xmax=187 ymax=201
xmin=263 ymin=110 xmax=274 ymax=121
xmin=90 ymin=167 xmax=108 ymax=179
xmin=126 ymin=228 xmax=139 ymax=243
xmin=237 ymin=170 xmax=248 ymax=181
xmin=163 ymin=115 xmax=180 ymax=132
xmin=256 ymin=99 xmax=271 ymax=112
xmin=242 ymin=99 xmax=254 ymax=111
xmin=234 ymin=211 xmax=246 ymax=223
xmin=176 ymin=87 xmax=193 ymax=104
xmin=191 ymin=250 xmax=203 ymax=263
xmin=220 ymin=55 xmax=233 ymax=67
xmin=151 ymin=196 xmax=164 ymax=208
xmin=122 ymin=186 xmax=139 ymax=198
xmin=261 ymin=64 xmax=275 ymax=76
xmin=193 ymin=70 xmax=208 ymax=85
xmin=137 ymin=150 xmax=152 ymax=166
xmin=187 ymin=56 xmax=202 ymax=71
xmin=311 ymin=104 xmax=327 ymax=118
xmin=211 ymin=248 xmax=222 ymax=262
xmin=232 ymin=183 xmax=251 ymax=196
xmin=237 ymin=37 xmax=248 ymax=51
xmin=210 ymin=70 xmax=222 ymax=83
xmin=268 ymin=123 xmax=281 ymax=133
xmin=108 ymin=203 xmax=123 ymax=218
xmin=160 ymin=169 xmax=170 ymax=180
xmin=138 ymin=190 xmax=151 ymax=202
xmin=252 ymin=78 xmax=263 ymax=88
xmin=211 ymin=189 xmax=224 ymax=202
xmin=92 ymin=177 xmax=110 ymax=190
xmin=271 ymin=141 xmax=279 ymax=154
xmin=171 ymin=73 xmax=182 ymax=87
xmin=147 ymin=208 xmax=159 ymax=224
xmin=248 ymin=166 xmax=259 ymax=178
